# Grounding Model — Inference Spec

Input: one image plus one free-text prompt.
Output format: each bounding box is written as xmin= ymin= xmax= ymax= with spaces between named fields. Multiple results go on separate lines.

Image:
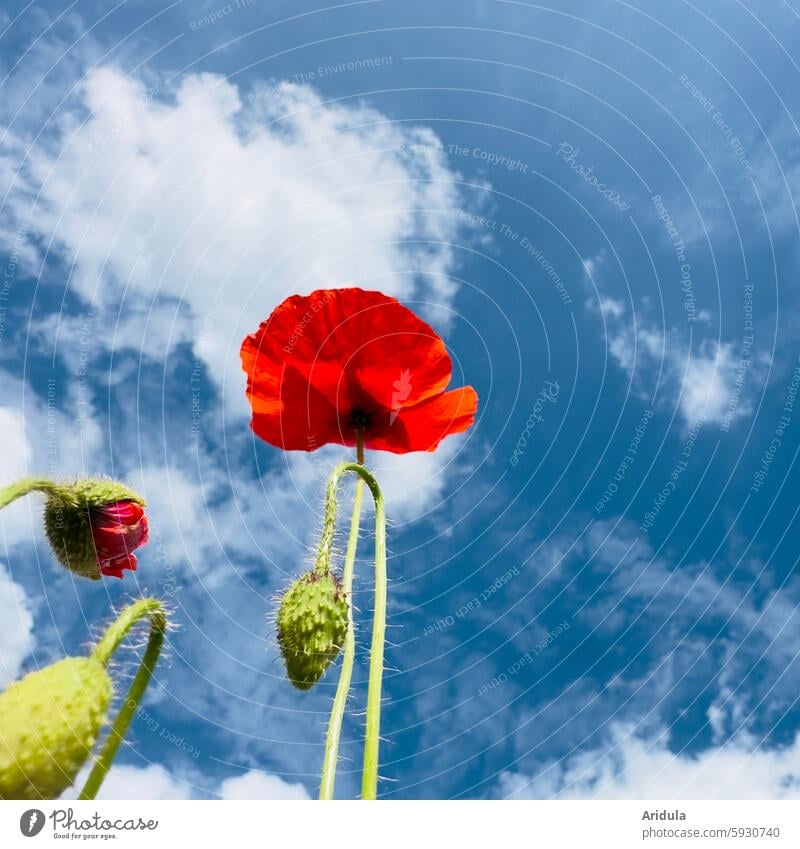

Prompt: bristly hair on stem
xmin=315 ymin=454 xmax=386 ymax=801
xmin=78 ymin=599 xmax=168 ymax=800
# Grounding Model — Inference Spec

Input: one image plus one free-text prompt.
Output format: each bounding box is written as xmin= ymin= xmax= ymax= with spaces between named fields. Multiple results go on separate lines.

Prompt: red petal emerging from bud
xmin=89 ymin=501 xmax=149 ymax=579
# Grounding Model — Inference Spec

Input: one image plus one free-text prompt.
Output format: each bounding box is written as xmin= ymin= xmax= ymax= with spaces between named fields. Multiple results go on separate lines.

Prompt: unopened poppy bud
xmin=277 ymin=571 xmax=349 ymax=690
xmin=0 ymin=657 xmax=112 ymax=800
xmin=43 ymin=479 xmax=149 ymax=580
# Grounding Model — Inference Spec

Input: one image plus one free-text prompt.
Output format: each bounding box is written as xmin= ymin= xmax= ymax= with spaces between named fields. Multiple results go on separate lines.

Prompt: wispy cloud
xmin=498 ymin=722 xmax=800 ymax=799
xmin=584 ymin=254 xmax=765 ymax=429
xmin=0 ymin=562 xmax=35 ymax=687
xmin=67 ymin=762 xmax=310 ymax=800
xmin=0 ymin=64 xmax=473 ymax=417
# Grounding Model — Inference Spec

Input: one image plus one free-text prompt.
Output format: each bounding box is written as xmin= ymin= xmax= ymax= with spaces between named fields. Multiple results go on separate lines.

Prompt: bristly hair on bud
xmin=276 ymin=570 xmax=349 ymax=690
xmin=43 ymin=478 xmax=148 ymax=580
xmin=0 ymin=657 xmax=112 ymax=800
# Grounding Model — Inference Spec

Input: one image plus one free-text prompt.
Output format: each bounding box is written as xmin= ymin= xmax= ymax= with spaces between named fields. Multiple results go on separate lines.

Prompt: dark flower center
xmin=348 ymin=408 xmax=375 ymax=431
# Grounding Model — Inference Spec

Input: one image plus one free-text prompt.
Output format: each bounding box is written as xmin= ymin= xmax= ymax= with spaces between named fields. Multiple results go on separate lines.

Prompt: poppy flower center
xmin=348 ymin=408 xmax=375 ymax=431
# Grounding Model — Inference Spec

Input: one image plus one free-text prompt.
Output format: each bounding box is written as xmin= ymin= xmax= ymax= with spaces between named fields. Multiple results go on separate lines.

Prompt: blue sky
xmin=2 ymin=0 xmax=800 ymax=799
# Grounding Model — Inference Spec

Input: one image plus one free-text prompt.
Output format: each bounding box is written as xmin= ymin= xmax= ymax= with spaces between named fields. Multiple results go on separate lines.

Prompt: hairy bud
xmin=43 ymin=479 xmax=148 ymax=580
xmin=0 ymin=657 xmax=112 ymax=800
xmin=277 ymin=571 xmax=349 ymax=690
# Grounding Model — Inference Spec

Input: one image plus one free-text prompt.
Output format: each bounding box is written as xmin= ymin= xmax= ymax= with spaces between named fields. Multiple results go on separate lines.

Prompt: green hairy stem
xmin=0 ymin=478 xmax=60 ymax=510
xmin=316 ymin=450 xmax=387 ymax=800
xmin=79 ymin=599 xmax=167 ymax=800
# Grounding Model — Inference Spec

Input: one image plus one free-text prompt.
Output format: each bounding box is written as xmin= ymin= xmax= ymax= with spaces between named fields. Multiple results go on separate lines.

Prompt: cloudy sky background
xmin=2 ymin=0 xmax=800 ymax=799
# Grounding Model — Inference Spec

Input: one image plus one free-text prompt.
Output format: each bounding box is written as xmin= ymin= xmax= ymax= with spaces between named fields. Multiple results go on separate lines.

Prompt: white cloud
xmin=284 ymin=436 xmax=467 ymax=525
xmin=516 ymin=517 xmax=800 ymax=733
xmin=0 ymin=561 xmax=35 ymax=687
xmin=585 ymin=271 xmax=762 ymax=428
xmin=610 ymin=331 xmax=750 ymax=428
xmin=67 ymin=763 xmax=309 ymax=800
xmin=0 ymin=407 xmax=36 ymax=549
xmin=549 ymin=518 xmax=800 ymax=652
xmin=0 ymin=373 xmax=104 ymax=548
xmin=602 ymin=316 xmax=657 ymax=375
xmin=0 ymin=45 xmax=479 ymax=793
xmin=217 ymin=770 xmax=310 ymax=800
xmin=597 ymin=296 xmax=625 ymax=321
xmin=0 ymin=61 xmax=476 ymax=535
xmin=677 ymin=340 xmax=742 ymax=426
xmin=1 ymin=65 xmax=470 ymax=417
xmin=369 ymin=437 xmax=465 ymax=522
xmin=125 ymin=434 xmax=470 ymax=596
xmin=130 ymin=460 xmax=307 ymax=585
xmin=90 ymin=764 xmax=193 ymax=801
xmin=498 ymin=724 xmax=800 ymax=800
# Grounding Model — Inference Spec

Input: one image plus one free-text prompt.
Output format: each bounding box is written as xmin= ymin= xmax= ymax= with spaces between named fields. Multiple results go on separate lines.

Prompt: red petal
xmin=241 ymin=288 xmax=478 ymax=454
xmin=365 ymin=386 xmax=478 ymax=453
xmin=93 ymin=500 xmax=144 ymax=525
xmin=99 ymin=553 xmax=138 ymax=579
xmin=90 ymin=502 xmax=148 ymax=579
xmin=241 ymin=288 xmax=452 ymax=413
xmin=248 ymin=362 xmax=345 ymax=450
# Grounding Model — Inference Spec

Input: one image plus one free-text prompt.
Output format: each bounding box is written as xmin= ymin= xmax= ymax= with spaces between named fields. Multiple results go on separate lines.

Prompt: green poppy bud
xmin=277 ymin=571 xmax=349 ymax=690
xmin=0 ymin=657 xmax=112 ymax=800
xmin=43 ymin=479 xmax=148 ymax=580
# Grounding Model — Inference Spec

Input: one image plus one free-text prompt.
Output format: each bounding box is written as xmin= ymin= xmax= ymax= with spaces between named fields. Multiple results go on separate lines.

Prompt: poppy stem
xmin=319 ymin=475 xmax=362 ymax=799
xmin=357 ymin=430 xmax=365 ymax=464
xmin=78 ymin=599 xmax=167 ymax=800
xmin=360 ymin=470 xmax=386 ymax=801
xmin=0 ymin=477 xmax=60 ymax=510
xmin=315 ymin=459 xmax=386 ymax=800
xmin=319 ymin=434 xmax=366 ymax=799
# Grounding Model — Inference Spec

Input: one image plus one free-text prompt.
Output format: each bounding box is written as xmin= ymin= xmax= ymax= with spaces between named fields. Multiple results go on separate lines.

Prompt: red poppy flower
xmin=240 ymin=288 xmax=478 ymax=453
xmin=90 ymin=501 xmax=149 ymax=579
